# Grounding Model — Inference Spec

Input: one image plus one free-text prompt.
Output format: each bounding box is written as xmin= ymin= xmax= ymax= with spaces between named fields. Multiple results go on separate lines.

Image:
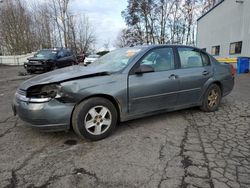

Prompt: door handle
xmin=169 ymin=74 xmax=178 ymax=80
xmin=202 ymin=71 xmax=209 ymax=76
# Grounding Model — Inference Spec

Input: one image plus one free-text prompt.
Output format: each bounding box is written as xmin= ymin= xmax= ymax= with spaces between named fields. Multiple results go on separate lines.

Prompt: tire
xmin=72 ymin=97 xmax=118 ymax=141
xmin=200 ymin=84 xmax=222 ymax=112
xmin=27 ymin=70 xmax=34 ymax=74
xmin=51 ymin=64 xmax=58 ymax=71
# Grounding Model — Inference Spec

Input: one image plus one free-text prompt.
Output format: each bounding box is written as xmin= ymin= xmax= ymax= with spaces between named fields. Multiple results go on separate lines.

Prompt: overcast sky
xmin=70 ymin=0 xmax=127 ymax=50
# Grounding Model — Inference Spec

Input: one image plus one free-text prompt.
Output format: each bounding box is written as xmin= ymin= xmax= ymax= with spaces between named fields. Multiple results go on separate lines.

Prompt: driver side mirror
xmin=135 ymin=65 xmax=154 ymax=74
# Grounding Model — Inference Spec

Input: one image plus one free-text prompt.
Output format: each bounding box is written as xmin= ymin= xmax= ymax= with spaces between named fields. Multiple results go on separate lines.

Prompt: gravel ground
xmin=0 ymin=66 xmax=249 ymax=188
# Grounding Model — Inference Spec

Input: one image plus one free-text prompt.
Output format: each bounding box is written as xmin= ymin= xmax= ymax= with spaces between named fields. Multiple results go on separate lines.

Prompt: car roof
xmin=40 ymin=47 xmax=72 ymax=51
xmin=125 ymin=44 xmax=210 ymax=59
xmin=134 ymin=44 xmax=200 ymax=50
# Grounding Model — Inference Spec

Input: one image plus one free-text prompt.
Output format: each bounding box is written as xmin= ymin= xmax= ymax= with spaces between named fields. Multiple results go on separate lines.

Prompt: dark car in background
xmin=24 ymin=48 xmax=78 ymax=73
xmin=13 ymin=45 xmax=235 ymax=141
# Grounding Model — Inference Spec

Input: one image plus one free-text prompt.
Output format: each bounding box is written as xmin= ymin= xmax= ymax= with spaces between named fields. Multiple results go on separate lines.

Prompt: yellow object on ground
xmin=217 ymin=58 xmax=237 ymax=63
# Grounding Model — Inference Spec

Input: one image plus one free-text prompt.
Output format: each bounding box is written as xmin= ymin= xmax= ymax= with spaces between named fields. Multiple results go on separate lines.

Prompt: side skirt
xmin=120 ymin=103 xmax=201 ymax=122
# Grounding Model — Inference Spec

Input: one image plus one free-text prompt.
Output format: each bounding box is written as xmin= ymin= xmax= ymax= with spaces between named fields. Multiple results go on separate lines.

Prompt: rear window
xmin=209 ymin=55 xmax=220 ymax=65
xmin=201 ymin=52 xmax=211 ymax=66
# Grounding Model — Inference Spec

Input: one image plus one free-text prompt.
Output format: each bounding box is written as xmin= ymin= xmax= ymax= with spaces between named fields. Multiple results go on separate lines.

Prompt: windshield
xmin=34 ymin=50 xmax=57 ymax=59
xmin=90 ymin=47 xmax=142 ymax=72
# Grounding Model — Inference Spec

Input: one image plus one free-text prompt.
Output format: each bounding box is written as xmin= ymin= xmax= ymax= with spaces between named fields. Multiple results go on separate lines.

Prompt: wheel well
xmin=200 ymin=81 xmax=223 ymax=104
xmin=70 ymin=94 xmax=121 ymax=127
xmin=213 ymin=81 xmax=223 ymax=93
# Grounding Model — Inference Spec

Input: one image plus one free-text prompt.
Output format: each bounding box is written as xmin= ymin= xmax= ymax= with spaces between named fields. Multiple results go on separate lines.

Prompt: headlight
xmin=27 ymin=84 xmax=62 ymax=101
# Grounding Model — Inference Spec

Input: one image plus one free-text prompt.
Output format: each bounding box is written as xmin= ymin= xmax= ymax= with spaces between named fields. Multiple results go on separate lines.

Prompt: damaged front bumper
xmin=12 ymin=91 xmax=74 ymax=132
xmin=24 ymin=62 xmax=51 ymax=72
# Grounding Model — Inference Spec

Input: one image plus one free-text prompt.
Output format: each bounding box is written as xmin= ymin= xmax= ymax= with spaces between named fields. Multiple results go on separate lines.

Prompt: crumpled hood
xmin=20 ymin=66 xmax=110 ymax=90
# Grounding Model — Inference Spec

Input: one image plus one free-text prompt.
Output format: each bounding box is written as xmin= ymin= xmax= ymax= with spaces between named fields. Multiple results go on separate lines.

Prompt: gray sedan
xmin=13 ymin=45 xmax=235 ymax=140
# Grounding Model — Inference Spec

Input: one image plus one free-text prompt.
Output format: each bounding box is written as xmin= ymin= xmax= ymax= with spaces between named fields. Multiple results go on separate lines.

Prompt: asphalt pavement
xmin=0 ymin=66 xmax=249 ymax=188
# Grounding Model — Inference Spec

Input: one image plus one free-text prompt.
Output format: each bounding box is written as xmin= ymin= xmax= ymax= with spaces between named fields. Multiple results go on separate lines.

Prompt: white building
xmin=197 ymin=0 xmax=250 ymax=58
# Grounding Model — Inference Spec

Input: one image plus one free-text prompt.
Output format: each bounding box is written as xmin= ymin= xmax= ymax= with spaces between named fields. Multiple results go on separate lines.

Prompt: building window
xmin=229 ymin=41 xmax=242 ymax=54
xmin=211 ymin=45 xmax=220 ymax=56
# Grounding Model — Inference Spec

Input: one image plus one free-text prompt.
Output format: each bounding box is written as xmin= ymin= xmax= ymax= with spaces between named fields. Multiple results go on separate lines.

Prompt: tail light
xmin=231 ymin=64 xmax=236 ymax=77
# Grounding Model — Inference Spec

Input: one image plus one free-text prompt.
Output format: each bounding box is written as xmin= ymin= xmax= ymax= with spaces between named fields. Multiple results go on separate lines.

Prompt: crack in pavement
xmin=72 ymin=168 xmax=99 ymax=181
xmin=184 ymin=101 xmax=250 ymax=188
xmin=187 ymin=111 xmax=214 ymax=188
xmin=156 ymin=125 xmax=184 ymax=188
xmin=27 ymin=173 xmax=70 ymax=188
xmin=0 ymin=116 xmax=14 ymax=124
xmin=5 ymin=170 xmax=18 ymax=188
xmin=0 ymin=118 xmax=18 ymax=138
xmin=157 ymin=154 xmax=180 ymax=188
xmin=6 ymin=138 xmax=63 ymax=187
xmin=180 ymin=124 xmax=189 ymax=188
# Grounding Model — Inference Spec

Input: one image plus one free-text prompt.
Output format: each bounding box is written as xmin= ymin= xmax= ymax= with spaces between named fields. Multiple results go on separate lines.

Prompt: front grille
xmin=29 ymin=61 xmax=41 ymax=64
xmin=17 ymin=89 xmax=26 ymax=96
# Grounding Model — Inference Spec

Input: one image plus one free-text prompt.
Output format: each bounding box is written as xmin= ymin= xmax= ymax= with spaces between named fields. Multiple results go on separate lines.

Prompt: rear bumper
xmin=12 ymin=96 xmax=74 ymax=132
xmin=222 ymin=77 xmax=235 ymax=97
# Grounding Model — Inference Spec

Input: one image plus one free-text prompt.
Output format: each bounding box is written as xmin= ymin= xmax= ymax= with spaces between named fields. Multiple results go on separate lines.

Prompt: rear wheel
xmin=72 ymin=97 xmax=117 ymax=141
xmin=200 ymin=84 xmax=222 ymax=112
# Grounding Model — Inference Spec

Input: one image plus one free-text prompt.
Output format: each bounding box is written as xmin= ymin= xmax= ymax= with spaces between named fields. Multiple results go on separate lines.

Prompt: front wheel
xmin=27 ymin=70 xmax=34 ymax=74
xmin=51 ymin=66 xmax=57 ymax=71
xmin=200 ymin=84 xmax=222 ymax=112
xmin=72 ymin=97 xmax=117 ymax=141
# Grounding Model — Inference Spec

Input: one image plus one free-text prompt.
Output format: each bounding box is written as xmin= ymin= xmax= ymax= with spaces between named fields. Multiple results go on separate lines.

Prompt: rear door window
xmin=64 ymin=49 xmax=72 ymax=57
xmin=178 ymin=48 xmax=203 ymax=68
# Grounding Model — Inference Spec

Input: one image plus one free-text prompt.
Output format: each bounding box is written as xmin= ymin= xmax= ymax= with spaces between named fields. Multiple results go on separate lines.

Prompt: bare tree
xmin=74 ymin=15 xmax=96 ymax=52
xmin=103 ymin=39 xmax=110 ymax=51
xmin=119 ymin=0 xmax=221 ymax=46
xmin=67 ymin=15 xmax=77 ymax=51
xmin=201 ymin=0 xmax=217 ymax=13
xmin=49 ymin=0 xmax=71 ymax=48
xmin=115 ymin=29 xmax=128 ymax=48
xmin=47 ymin=0 xmax=96 ymax=52
xmin=29 ymin=2 xmax=53 ymax=49
xmin=0 ymin=0 xmax=97 ymax=55
xmin=0 ymin=0 xmax=33 ymax=54
xmin=115 ymin=28 xmax=145 ymax=48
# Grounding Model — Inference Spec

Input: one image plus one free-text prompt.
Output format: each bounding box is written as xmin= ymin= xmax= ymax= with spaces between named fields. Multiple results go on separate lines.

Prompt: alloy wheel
xmin=84 ymin=105 xmax=112 ymax=135
xmin=208 ymin=89 xmax=219 ymax=108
